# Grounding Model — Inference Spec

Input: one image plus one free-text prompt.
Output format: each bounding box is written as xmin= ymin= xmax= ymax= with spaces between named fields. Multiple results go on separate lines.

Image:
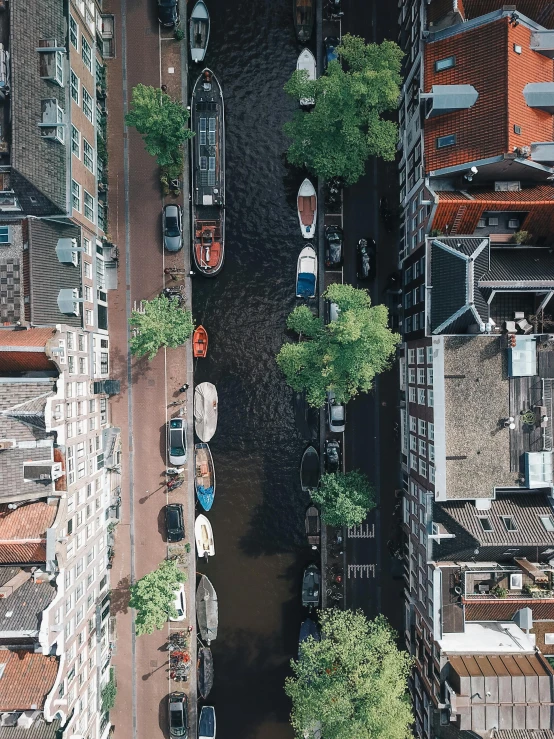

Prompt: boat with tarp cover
xmin=194 ymin=382 xmax=218 ymax=442
xmin=198 ymin=646 xmax=214 ymax=699
xmin=196 ymin=575 xmax=218 ymax=644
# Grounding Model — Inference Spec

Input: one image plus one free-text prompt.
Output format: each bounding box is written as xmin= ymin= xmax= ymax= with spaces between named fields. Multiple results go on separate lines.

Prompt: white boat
xmin=297 ymin=178 xmax=317 ymax=238
xmin=194 ymin=382 xmax=218 ymax=442
xmin=190 ymin=0 xmax=210 ymax=63
xmin=296 ymin=246 xmax=317 ymax=298
xmin=195 ymin=514 xmax=215 ymax=559
xmin=297 ymin=49 xmax=316 ymax=107
xmin=196 ymin=575 xmax=218 ymax=644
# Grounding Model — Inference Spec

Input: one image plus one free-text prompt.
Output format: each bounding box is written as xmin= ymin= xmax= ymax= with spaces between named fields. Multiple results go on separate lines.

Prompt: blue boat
xmin=195 ymin=443 xmax=215 ymax=511
xmin=296 ymin=246 xmax=317 ymax=298
xmin=198 ymin=706 xmax=216 ymax=739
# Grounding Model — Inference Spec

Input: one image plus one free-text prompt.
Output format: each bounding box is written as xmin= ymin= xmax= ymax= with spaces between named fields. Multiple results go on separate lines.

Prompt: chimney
xmin=0 ymin=569 xmax=32 ymax=598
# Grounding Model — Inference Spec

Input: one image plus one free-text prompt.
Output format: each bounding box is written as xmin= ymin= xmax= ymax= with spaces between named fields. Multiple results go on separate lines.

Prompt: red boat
xmin=193 ymin=221 xmax=223 ymax=275
xmin=193 ymin=325 xmax=208 ymax=358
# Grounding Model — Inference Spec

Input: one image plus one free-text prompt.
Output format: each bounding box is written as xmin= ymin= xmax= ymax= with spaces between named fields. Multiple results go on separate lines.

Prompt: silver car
xmin=163 ymin=204 xmax=183 ymax=252
xmin=168 ymin=418 xmax=187 ymax=465
xmin=326 ymin=391 xmax=345 ymax=434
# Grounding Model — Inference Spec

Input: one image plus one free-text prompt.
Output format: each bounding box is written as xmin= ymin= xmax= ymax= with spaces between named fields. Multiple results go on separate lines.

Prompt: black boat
xmin=198 ymin=646 xmax=214 ymax=699
xmin=301 ymin=563 xmax=321 ymax=610
xmin=305 ymin=505 xmax=320 ymax=550
xmin=299 ymin=617 xmax=320 ymax=650
xmin=191 ymin=69 xmax=225 ymax=277
xmin=301 ymin=445 xmax=320 ymax=492
xmin=293 ymin=0 xmax=314 ymax=42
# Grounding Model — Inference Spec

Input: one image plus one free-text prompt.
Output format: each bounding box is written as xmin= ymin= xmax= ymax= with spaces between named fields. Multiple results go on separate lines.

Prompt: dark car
xmin=325 ymin=225 xmax=343 ymax=268
xmin=324 ymin=438 xmax=342 ymax=473
xmin=158 ymin=0 xmax=179 ymax=26
xmin=163 ymin=204 xmax=183 ymax=252
xmin=165 ymin=503 xmax=184 ymax=542
xmin=357 ymin=238 xmax=376 ymax=281
xmin=324 ymin=36 xmax=340 ymax=71
xmin=168 ymin=692 xmax=188 ymax=738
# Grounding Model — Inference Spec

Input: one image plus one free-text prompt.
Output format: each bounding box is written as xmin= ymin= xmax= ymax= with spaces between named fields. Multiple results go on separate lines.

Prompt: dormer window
xmin=501 ymin=516 xmax=517 ymax=532
xmin=478 ymin=516 xmax=493 ymax=532
xmin=435 ymin=56 xmax=455 ymax=72
xmin=38 ymin=98 xmax=65 ymax=144
xmin=37 ymin=39 xmax=65 ymax=87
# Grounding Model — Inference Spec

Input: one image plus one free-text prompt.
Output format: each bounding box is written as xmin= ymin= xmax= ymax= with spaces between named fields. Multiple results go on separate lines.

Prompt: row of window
xmin=405 ymin=257 xmax=425 ymax=285
xmin=405 ymin=285 xmax=425 ymax=310
xmin=478 ymin=513 xmax=554 ymax=533
xmin=410 ymin=452 xmax=436 ymax=483
xmin=72 ymin=126 xmax=95 ymax=172
xmin=405 ymin=312 xmax=425 ymax=334
xmin=66 ymin=446 xmax=105 ymax=485
xmin=408 ymin=386 xmax=434 ymax=407
xmin=409 ymin=435 xmax=435 ymax=462
xmin=70 ymin=70 xmax=94 ymax=123
xmin=69 ymin=15 xmax=93 ymax=72
xmin=72 ymin=180 xmax=95 ymax=222
xmin=409 ymin=417 xmax=434 ymax=441
xmin=408 ymin=367 xmax=433 ymax=386
xmin=408 ymin=346 xmax=433 ymax=365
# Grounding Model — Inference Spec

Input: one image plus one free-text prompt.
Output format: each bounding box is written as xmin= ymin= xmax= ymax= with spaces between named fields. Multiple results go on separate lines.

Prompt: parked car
xmin=168 ymin=692 xmax=188 ymax=738
xmin=163 ymin=204 xmax=183 ymax=252
xmin=168 ymin=418 xmax=187 ymax=465
xmin=357 ymin=238 xmax=376 ymax=281
xmin=324 ymin=438 xmax=341 ymax=473
xmin=326 ymin=391 xmax=345 ymax=434
xmin=170 ymin=582 xmax=187 ymax=622
xmin=325 ymin=225 xmax=343 ymax=268
xmin=165 ymin=503 xmax=185 ymax=542
xmin=158 ymin=0 xmax=179 ymax=26
xmin=324 ymin=36 xmax=340 ymax=71
xmin=325 ymin=300 xmax=341 ymax=325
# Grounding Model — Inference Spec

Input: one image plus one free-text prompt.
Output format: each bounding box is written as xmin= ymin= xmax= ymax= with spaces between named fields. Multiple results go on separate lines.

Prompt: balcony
xmin=463 ymin=562 xmax=553 ymax=599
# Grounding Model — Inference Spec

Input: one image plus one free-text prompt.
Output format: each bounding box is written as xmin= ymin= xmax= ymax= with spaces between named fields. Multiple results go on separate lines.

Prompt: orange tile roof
xmin=0 ymin=651 xmax=58 ymax=710
xmin=0 ymin=328 xmax=56 ymax=372
xmin=0 ymin=329 xmax=54 ymax=348
xmin=0 ymin=543 xmax=47 ymax=564
xmin=0 ymin=501 xmax=57 ymax=539
xmin=424 ymin=18 xmax=554 ymax=173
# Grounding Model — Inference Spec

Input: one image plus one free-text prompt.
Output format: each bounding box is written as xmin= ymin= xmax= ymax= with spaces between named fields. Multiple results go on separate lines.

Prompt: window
xmin=436 ymin=134 xmax=457 ymax=149
xmin=100 ymin=353 xmax=109 ymax=374
xmin=417 ymin=348 xmax=425 ymax=364
xmin=545 ymin=634 xmax=554 ymax=645
xmin=70 ymin=15 xmax=79 ymax=49
xmin=79 ymin=356 xmax=87 ymax=374
xmin=418 ymin=388 xmax=426 ymax=405
xmin=84 ymin=285 xmax=92 ymax=302
xmin=429 ymin=465 xmax=435 ymax=484
xmin=409 ymin=387 xmax=416 ymax=403
xmin=82 ymin=87 xmax=93 ymax=122
xmin=417 ymin=368 xmax=425 ymax=385
xmin=71 ymin=126 xmax=80 ymax=157
xmin=70 ymin=70 xmax=80 ymax=105
xmin=435 ymin=56 xmax=455 ymax=72
xmin=83 ymin=238 xmax=92 ymax=255
xmin=410 ymin=434 xmax=417 ymax=452
xmin=427 ymin=368 xmax=434 ymax=385
xmin=408 ymin=368 xmax=416 ymax=384
xmin=426 ymin=346 xmax=433 ymax=364
xmin=81 ymin=36 xmax=92 ymax=71
xmin=478 ymin=517 xmax=493 ymax=532
xmin=540 ymin=515 xmax=554 ymax=532
xmin=84 ymin=191 xmax=94 ymax=222
xmin=409 ymin=416 xmax=417 ymax=433
xmin=84 ymin=261 xmax=92 ymax=278
xmin=418 ymin=419 xmax=426 ymax=437
xmin=410 ymin=454 xmax=418 ymax=471
xmin=86 ymin=309 xmax=94 ymax=327
xmin=0 ymin=226 xmax=10 ymax=244
xmin=408 ymin=349 xmax=415 ymax=365
xmin=428 ymin=390 xmax=434 ymax=407
xmin=72 ymin=180 xmax=81 ymax=212
xmin=429 ymin=444 xmax=435 ymax=462
xmin=419 ymin=458 xmax=427 ymax=478
xmin=501 ymin=516 xmax=517 ymax=532
xmin=83 ymin=140 xmax=94 ymax=172
xmin=428 ymin=422 xmax=434 ymax=441
xmin=419 ymin=439 xmax=427 ymax=457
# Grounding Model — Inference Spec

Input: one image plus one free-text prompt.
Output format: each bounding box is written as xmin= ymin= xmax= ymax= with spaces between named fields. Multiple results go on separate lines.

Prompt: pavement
xmin=105 ymin=0 xmax=197 ymax=738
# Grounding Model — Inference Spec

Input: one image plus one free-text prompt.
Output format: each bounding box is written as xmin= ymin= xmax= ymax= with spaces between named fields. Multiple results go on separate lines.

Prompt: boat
xmin=293 ymin=0 xmax=314 ymax=42
xmin=299 ymin=617 xmax=320 ymax=649
xmin=191 ymin=69 xmax=225 ymax=277
xmin=301 ymin=446 xmax=320 ymax=492
xmin=305 ymin=505 xmax=320 ymax=550
xmin=296 ymin=246 xmax=317 ymax=299
xmin=198 ymin=706 xmax=216 ymax=739
xmin=301 ymin=563 xmax=320 ymax=610
xmin=189 ymin=0 xmax=210 ymax=63
xmin=297 ymin=178 xmax=317 ymax=238
xmin=196 ymin=575 xmax=218 ymax=644
xmin=297 ymin=49 xmax=316 ymax=107
xmin=194 ymin=382 xmax=218 ymax=442
xmin=195 ymin=443 xmax=215 ymax=511
xmin=195 ymin=514 xmax=215 ymax=559
xmin=193 ymin=325 xmax=209 ymax=358
xmin=198 ymin=647 xmax=214 ymax=699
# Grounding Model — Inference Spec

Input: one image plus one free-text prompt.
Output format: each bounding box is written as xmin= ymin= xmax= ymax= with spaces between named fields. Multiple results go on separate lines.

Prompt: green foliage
xmin=174 ymin=27 xmax=185 ymax=41
xmin=276 ymin=284 xmax=400 ymax=407
xmin=129 ymin=560 xmax=186 ymax=636
xmin=285 ymin=610 xmax=413 ymax=739
xmin=101 ymin=668 xmax=117 ymax=712
xmin=283 ymin=35 xmax=403 ymax=185
xmin=125 ymin=84 xmax=193 ymax=168
xmin=129 ymin=295 xmax=194 ymax=360
xmin=312 ymin=470 xmax=375 ymax=526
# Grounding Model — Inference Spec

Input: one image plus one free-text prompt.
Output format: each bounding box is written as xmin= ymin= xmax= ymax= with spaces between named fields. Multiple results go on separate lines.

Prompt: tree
xmin=276 ymin=284 xmax=399 ymax=407
xmin=129 ymin=560 xmax=186 ymax=636
xmin=285 ymin=609 xmax=413 ymax=739
xmin=283 ymin=35 xmax=403 ymax=185
xmin=129 ymin=295 xmax=194 ymax=360
xmin=312 ymin=470 xmax=374 ymax=526
xmin=125 ymin=84 xmax=193 ymax=167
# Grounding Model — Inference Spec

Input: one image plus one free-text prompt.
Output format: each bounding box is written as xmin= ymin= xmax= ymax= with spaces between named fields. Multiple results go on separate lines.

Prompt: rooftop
xmin=428 ymin=1 xmax=554 ymax=30
xmin=0 ymin=651 xmax=58 ymax=711
xmin=0 ymin=568 xmax=55 ymax=636
xmin=0 ymin=715 xmax=62 ymax=739
xmin=0 ymin=501 xmax=58 ymax=564
xmin=0 ymin=328 xmax=57 ymax=374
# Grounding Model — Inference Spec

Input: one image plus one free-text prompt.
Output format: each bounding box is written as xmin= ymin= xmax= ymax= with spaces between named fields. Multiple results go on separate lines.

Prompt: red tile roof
xmin=0 ymin=329 xmax=54 ymax=347
xmin=424 ymin=18 xmax=554 ymax=173
xmin=0 ymin=502 xmax=57 ymax=564
xmin=464 ymin=599 xmax=554 ymax=621
xmin=0 ymin=329 xmax=56 ymax=372
xmin=0 ymin=651 xmax=58 ymax=710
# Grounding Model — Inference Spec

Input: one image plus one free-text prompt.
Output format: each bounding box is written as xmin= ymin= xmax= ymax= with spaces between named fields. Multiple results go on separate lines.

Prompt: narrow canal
xmin=190 ymin=1 xmax=318 ymax=736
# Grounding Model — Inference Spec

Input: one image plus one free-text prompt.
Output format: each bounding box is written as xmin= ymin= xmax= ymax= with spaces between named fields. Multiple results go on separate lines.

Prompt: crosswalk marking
xmin=348 ymin=564 xmax=375 ymax=579
xmin=347 ymin=523 xmax=375 ymax=539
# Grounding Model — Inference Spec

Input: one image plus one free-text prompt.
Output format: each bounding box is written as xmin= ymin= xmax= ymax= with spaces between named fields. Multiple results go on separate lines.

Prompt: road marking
xmin=348 ymin=564 xmax=376 ymax=579
xmin=347 ymin=523 xmax=375 ymax=539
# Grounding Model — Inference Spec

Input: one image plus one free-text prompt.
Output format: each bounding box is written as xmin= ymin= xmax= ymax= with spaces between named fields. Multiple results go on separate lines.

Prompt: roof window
xmin=435 ymin=56 xmax=455 ymax=72
xmin=540 ymin=515 xmax=554 ymax=531
xmin=501 ymin=516 xmax=517 ymax=532
xmin=478 ymin=517 xmax=493 ymax=532
xmin=514 ymin=125 xmax=521 ymax=134
xmin=436 ymin=134 xmax=456 ymax=149
xmin=513 ymin=44 xmax=522 ymax=54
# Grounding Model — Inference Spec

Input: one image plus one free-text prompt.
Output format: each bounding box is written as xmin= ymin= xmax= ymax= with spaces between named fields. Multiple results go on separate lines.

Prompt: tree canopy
xmin=285 ymin=609 xmax=413 ymax=739
xmin=276 ymin=283 xmax=399 ymax=407
xmin=129 ymin=560 xmax=186 ymax=636
xmin=129 ymin=295 xmax=194 ymax=360
xmin=283 ymin=35 xmax=403 ymax=185
xmin=312 ymin=470 xmax=375 ymax=526
xmin=125 ymin=84 xmax=194 ymax=167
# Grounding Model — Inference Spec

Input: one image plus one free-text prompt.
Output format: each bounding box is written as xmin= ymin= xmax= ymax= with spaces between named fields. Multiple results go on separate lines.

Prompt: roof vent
xmin=513 ymin=606 xmax=533 ymax=632
xmin=422 ymin=85 xmax=478 ymax=119
xmin=523 ymin=83 xmax=554 ymax=113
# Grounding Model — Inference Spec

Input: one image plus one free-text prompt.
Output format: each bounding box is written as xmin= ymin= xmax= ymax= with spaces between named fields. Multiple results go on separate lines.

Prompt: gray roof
xmin=1 ymin=715 xmax=61 ymax=739
xmin=9 ymin=0 xmax=68 ymax=215
xmin=0 ymin=568 xmax=55 ymax=635
xmin=479 ymin=248 xmax=554 ymax=289
xmin=29 ymin=220 xmax=82 ymax=326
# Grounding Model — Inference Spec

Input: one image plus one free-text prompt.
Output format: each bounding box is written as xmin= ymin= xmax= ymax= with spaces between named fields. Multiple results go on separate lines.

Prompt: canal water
xmin=190 ymin=1 xmax=319 ymax=736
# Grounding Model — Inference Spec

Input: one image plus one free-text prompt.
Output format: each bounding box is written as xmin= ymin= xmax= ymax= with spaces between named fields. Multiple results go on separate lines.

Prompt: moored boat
xmin=198 ymin=706 xmax=216 ymax=739
xmin=299 ymin=617 xmax=320 ymax=650
xmin=297 ymin=49 xmax=316 ymax=107
xmin=193 ymin=325 xmax=209 ymax=358
xmin=195 ymin=442 xmax=215 ymax=511
xmin=196 ymin=575 xmax=218 ymax=644
xmin=195 ymin=514 xmax=215 ymax=559
xmin=305 ymin=505 xmax=320 ymax=549
xmin=296 ymin=246 xmax=317 ymax=298
xmin=190 ymin=0 xmax=210 ymax=63
xmin=301 ymin=446 xmax=320 ymax=492
xmin=297 ymin=178 xmax=316 ymax=238
xmin=293 ymin=0 xmax=314 ymax=42
xmin=194 ymin=382 xmax=218 ymax=442
xmin=198 ymin=646 xmax=214 ymax=699
xmin=191 ymin=69 xmax=225 ymax=276
xmin=302 ymin=563 xmax=321 ymax=610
